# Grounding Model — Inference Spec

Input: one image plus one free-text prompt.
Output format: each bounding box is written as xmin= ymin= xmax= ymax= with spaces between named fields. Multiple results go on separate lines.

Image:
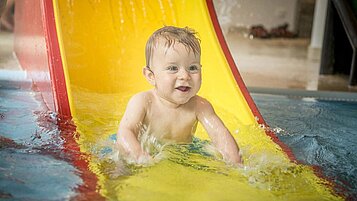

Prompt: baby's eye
xmin=187 ymin=65 xmax=201 ymax=73
xmin=165 ymin=66 xmax=179 ymax=73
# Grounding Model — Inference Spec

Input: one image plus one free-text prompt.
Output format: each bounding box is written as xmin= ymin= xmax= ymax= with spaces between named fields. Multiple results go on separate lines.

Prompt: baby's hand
xmin=224 ymin=150 xmax=244 ymax=168
xmin=136 ymin=152 xmax=153 ymax=165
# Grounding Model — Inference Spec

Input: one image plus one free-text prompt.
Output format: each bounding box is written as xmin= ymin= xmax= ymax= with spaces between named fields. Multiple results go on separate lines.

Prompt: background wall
xmin=214 ymin=0 xmax=298 ymax=34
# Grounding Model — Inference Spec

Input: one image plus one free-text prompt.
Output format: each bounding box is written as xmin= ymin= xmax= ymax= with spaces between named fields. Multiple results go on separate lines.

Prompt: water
xmin=0 ymin=80 xmax=82 ymax=200
xmin=1 ymin=80 xmax=355 ymax=200
xmin=252 ymin=93 xmax=357 ymax=200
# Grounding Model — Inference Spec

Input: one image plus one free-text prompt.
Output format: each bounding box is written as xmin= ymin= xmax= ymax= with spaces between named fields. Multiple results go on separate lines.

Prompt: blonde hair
xmin=145 ymin=26 xmax=201 ymax=67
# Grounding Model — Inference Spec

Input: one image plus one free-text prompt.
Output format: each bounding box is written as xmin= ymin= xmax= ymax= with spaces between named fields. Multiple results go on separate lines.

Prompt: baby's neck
xmin=153 ymin=91 xmax=183 ymax=109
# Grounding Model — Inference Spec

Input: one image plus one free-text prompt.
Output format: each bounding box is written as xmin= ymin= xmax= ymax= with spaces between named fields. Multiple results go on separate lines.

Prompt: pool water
xmin=0 ymin=80 xmax=81 ymax=200
xmin=252 ymin=94 xmax=357 ymax=200
xmin=0 ymin=80 xmax=355 ymax=200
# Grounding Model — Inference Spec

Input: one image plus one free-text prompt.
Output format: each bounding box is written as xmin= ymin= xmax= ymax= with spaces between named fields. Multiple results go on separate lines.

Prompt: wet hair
xmin=145 ymin=26 xmax=201 ymax=67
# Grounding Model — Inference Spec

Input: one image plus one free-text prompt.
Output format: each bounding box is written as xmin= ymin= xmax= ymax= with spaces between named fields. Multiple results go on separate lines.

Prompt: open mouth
xmin=175 ymin=86 xmax=191 ymax=92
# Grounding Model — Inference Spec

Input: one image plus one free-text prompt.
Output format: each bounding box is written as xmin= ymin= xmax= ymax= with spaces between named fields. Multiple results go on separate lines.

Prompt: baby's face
xmin=149 ymin=40 xmax=201 ymax=106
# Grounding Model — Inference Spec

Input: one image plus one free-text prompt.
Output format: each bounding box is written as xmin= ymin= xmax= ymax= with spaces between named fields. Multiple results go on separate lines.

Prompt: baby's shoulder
xmin=192 ymin=95 xmax=211 ymax=106
xmin=191 ymin=95 xmax=215 ymax=115
xmin=131 ymin=90 xmax=153 ymax=99
xmin=128 ymin=91 xmax=154 ymax=106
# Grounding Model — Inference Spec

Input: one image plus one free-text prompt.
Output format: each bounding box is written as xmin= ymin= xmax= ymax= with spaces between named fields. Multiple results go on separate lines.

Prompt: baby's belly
xmin=159 ymin=133 xmax=193 ymax=143
xmin=148 ymin=128 xmax=193 ymax=144
xmin=142 ymin=119 xmax=197 ymax=144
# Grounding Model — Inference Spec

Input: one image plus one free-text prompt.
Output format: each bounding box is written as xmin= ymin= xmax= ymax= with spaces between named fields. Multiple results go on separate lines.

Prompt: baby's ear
xmin=143 ymin=67 xmax=155 ymax=86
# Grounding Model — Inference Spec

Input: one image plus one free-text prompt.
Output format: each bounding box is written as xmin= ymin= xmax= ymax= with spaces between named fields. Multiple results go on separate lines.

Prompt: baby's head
xmin=144 ymin=26 xmax=202 ymax=106
xmin=145 ymin=26 xmax=201 ymax=68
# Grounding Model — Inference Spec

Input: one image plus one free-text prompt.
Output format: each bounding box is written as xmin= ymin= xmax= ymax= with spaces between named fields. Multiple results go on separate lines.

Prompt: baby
xmin=117 ymin=26 xmax=242 ymax=165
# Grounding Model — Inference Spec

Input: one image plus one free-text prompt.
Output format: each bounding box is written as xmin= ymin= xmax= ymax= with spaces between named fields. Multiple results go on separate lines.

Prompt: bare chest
xmin=144 ymin=106 xmax=197 ymax=142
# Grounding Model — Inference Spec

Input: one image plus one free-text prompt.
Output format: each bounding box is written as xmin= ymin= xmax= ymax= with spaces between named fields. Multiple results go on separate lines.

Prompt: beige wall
xmin=214 ymin=0 xmax=298 ymax=33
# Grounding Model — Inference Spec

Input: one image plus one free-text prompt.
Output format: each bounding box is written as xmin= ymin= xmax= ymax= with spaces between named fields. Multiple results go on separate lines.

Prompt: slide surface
xmin=48 ymin=0 xmax=342 ymax=200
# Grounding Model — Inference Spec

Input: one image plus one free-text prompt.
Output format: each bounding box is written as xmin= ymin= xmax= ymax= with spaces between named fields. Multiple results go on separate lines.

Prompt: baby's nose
xmin=178 ymin=68 xmax=191 ymax=80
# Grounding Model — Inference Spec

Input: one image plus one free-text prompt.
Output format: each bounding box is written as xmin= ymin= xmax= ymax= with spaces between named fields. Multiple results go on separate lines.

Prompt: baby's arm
xmin=117 ymin=93 xmax=150 ymax=162
xmin=196 ymin=97 xmax=242 ymax=165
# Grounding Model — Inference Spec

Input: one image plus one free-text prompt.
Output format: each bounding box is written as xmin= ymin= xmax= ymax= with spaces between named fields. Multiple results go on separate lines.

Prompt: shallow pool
xmin=252 ymin=93 xmax=357 ymax=200
xmin=0 ymin=80 xmax=355 ymax=200
xmin=0 ymin=80 xmax=81 ymax=200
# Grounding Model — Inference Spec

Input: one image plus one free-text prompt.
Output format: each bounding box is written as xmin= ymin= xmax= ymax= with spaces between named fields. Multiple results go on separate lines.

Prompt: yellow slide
xmin=52 ymin=0 xmax=342 ymax=200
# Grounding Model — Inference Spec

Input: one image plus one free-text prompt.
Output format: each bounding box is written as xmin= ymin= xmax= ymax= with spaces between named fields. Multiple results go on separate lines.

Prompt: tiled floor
xmin=1 ymin=30 xmax=356 ymax=92
xmin=224 ymin=30 xmax=356 ymax=92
